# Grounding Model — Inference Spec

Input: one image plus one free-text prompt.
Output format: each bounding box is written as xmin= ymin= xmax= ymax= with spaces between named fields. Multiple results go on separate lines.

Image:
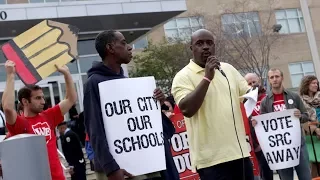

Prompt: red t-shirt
xmin=6 ymin=105 xmax=65 ymax=180
xmin=252 ymin=93 xmax=267 ymax=116
xmin=273 ymin=94 xmax=286 ymax=112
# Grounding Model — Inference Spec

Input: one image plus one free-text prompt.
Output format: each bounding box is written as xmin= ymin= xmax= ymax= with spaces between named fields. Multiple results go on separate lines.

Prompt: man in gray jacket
xmin=252 ymin=68 xmax=311 ymax=180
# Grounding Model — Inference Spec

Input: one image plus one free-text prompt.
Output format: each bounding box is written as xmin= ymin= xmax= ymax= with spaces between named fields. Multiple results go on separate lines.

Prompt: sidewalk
xmin=273 ymin=171 xmax=298 ymax=180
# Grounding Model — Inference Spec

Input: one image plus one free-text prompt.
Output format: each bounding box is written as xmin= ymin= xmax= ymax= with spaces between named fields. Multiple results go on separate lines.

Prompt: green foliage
xmin=130 ymin=40 xmax=192 ymax=94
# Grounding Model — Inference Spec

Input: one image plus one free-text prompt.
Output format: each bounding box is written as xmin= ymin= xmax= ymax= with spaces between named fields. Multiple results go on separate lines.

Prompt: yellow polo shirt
xmin=171 ymin=60 xmax=250 ymax=171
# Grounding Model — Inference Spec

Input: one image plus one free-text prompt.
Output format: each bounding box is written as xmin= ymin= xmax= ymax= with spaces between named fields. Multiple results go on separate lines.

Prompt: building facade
xmin=0 ymin=0 xmax=187 ymax=115
xmin=132 ymin=0 xmax=320 ymax=92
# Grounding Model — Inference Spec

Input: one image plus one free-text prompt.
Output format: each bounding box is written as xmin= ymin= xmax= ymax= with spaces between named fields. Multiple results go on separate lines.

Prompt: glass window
xmin=132 ymin=36 xmax=148 ymax=49
xmin=79 ymin=55 xmax=100 ymax=73
xmin=177 ymin=18 xmax=190 ymax=28
xmin=45 ymin=0 xmax=59 ymax=2
xmin=277 ymin=19 xmax=289 ymax=34
xmin=221 ymin=12 xmax=261 ymax=38
xmin=81 ymin=74 xmax=88 ymax=86
xmin=164 ymin=16 xmax=205 ymax=41
xmin=164 ymin=20 xmax=177 ymax=29
xmin=29 ymin=0 xmax=44 ymax=3
xmin=0 ymin=65 xmax=6 ymax=82
xmin=0 ymin=0 xmax=5 ymax=4
xmin=0 ymin=51 xmax=5 ymax=64
xmin=289 ymin=61 xmax=315 ymax=87
xmin=78 ymin=40 xmax=96 ymax=55
xmin=291 ymin=74 xmax=304 ymax=88
xmin=275 ymin=9 xmax=305 ymax=34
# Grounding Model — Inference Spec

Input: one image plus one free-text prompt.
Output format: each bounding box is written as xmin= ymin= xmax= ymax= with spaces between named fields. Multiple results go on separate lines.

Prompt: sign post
xmin=253 ymin=109 xmax=301 ymax=170
xmin=98 ymin=76 xmax=166 ymax=176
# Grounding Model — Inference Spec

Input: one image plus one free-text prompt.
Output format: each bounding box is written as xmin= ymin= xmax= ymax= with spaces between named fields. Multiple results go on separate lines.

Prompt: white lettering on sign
xmin=0 ymin=11 xmax=7 ymax=20
xmin=173 ymin=153 xmax=192 ymax=173
xmin=171 ymin=132 xmax=189 ymax=152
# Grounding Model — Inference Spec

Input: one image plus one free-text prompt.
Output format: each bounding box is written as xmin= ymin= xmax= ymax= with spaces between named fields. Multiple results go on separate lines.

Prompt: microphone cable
xmin=219 ymin=68 xmax=245 ymax=180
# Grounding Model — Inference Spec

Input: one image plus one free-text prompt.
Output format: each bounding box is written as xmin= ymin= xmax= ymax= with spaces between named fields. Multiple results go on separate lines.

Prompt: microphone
xmin=217 ymin=67 xmax=226 ymax=77
xmin=211 ymin=56 xmax=226 ymax=77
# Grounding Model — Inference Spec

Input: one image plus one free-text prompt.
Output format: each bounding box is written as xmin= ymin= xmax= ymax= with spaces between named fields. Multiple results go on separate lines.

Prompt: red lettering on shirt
xmin=273 ymin=94 xmax=286 ymax=112
xmin=6 ymin=105 xmax=65 ymax=180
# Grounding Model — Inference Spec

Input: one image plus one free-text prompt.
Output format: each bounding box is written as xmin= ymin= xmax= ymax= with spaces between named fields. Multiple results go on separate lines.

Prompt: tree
xmin=197 ymin=0 xmax=282 ymax=85
xmin=129 ymin=40 xmax=192 ymax=94
xmin=130 ymin=0 xmax=282 ymax=89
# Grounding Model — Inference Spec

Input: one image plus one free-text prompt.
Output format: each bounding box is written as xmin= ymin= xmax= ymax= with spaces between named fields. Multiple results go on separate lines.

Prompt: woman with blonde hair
xmin=299 ymin=75 xmax=320 ymax=177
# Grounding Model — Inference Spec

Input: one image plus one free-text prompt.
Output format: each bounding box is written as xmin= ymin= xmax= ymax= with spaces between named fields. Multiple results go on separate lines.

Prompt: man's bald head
xmin=190 ymin=29 xmax=215 ymax=67
xmin=244 ymin=73 xmax=260 ymax=87
xmin=191 ymin=29 xmax=214 ymax=44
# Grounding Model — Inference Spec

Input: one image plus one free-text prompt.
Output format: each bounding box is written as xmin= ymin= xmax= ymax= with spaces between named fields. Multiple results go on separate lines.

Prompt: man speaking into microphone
xmin=171 ymin=29 xmax=254 ymax=180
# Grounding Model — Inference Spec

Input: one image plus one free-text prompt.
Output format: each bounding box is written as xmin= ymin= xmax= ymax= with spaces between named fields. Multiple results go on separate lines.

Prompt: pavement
xmin=273 ymin=171 xmax=298 ymax=180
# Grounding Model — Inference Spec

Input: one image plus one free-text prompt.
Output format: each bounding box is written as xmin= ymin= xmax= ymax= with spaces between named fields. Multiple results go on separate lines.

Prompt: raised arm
xmin=55 ymin=65 xmax=77 ymax=115
xmin=2 ymin=60 xmax=17 ymax=125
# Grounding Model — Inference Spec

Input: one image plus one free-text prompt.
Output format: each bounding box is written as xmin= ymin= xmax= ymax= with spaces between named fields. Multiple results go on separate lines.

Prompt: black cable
xmin=220 ymin=69 xmax=245 ymax=180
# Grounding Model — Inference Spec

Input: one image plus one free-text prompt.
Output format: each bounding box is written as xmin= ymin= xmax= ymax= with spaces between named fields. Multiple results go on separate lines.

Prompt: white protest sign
xmin=253 ymin=109 xmax=301 ymax=170
xmin=98 ymin=76 xmax=166 ymax=176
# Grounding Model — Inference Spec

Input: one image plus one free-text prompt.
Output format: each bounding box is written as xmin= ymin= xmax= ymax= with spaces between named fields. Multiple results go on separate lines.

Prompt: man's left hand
xmin=55 ymin=64 xmax=70 ymax=75
xmin=294 ymin=109 xmax=301 ymax=118
xmin=154 ymin=88 xmax=165 ymax=105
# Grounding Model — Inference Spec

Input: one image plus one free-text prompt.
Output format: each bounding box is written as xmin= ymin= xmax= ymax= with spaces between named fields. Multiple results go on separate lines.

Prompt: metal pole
xmin=299 ymin=0 xmax=320 ymax=79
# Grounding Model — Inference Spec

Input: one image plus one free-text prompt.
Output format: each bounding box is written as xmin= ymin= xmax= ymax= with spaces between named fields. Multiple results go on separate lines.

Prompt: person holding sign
xmin=2 ymin=60 xmax=78 ymax=180
xmin=252 ymin=68 xmax=311 ymax=180
xmin=244 ymin=73 xmax=273 ymax=180
xmin=171 ymin=29 xmax=254 ymax=180
xmin=83 ymin=30 xmax=178 ymax=180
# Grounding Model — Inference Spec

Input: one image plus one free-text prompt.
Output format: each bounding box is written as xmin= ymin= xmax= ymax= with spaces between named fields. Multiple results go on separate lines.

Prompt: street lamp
xmin=273 ymin=24 xmax=282 ymax=33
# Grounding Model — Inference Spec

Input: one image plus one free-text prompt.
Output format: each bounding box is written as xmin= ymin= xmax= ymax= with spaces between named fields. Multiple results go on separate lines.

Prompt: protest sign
xmin=170 ymin=113 xmax=200 ymax=180
xmin=253 ymin=109 xmax=301 ymax=170
xmin=98 ymin=76 xmax=166 ymax=176
xmin=1 ymin=20 xmax=79 ymax=85
xmin=240 ymin=103 xmax=260 ymax=176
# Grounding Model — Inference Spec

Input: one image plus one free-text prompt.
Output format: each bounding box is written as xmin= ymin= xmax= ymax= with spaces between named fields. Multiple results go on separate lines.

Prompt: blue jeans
xmin=278 ymin=142 xmax=311 ymax=180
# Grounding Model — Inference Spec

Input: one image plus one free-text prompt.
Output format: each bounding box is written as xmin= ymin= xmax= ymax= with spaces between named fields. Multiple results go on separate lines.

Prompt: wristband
xmin=203 ymin=76 xmax=211 ymax=83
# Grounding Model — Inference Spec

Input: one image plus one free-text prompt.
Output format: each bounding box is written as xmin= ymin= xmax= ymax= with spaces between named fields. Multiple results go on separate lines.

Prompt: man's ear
xmin=106 ymin=43 xmax=114 ymax=54
xmin=22 ymin=98 xmax=28 ymax=106
xmin=190 ymin=45 xmax=193 ymax=51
